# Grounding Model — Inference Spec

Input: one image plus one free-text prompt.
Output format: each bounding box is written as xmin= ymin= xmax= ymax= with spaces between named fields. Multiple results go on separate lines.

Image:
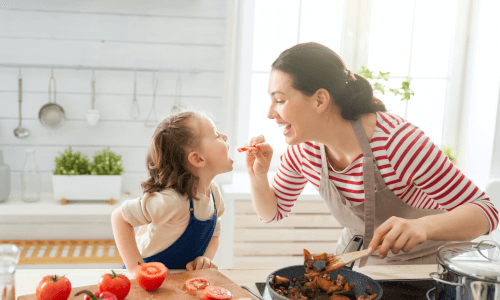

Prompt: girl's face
xmin=267 ymin=69 xmax=319 ymax=145
xmin=198 ymin=117 xmax=233 ymax=174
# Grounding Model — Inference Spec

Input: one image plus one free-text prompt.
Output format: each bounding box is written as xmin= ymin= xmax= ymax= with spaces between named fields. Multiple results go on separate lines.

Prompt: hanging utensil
xmin=129 ymin=71 xmax=140 ymax=119
xmin=171 ymin=72 xmax=184 ymax=114
xmin=14 ymin=68 xmax=30 ymax=139
xmin=86 ymin=70 xmax=100 ymax=126
xmin=144 ymin=71 xmax=159 ymax=127
xmin=38 ymin=69 xmax=66 ymax=129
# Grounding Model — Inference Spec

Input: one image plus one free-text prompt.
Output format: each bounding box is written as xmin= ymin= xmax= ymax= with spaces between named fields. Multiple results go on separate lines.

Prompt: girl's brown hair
xmin=141 ymin=111 xmax=203 ymax=200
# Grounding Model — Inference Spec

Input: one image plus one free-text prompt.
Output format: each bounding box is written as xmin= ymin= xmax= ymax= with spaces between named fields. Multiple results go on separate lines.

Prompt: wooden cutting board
xmin=18 ymin=268 xmax=260 ymax=300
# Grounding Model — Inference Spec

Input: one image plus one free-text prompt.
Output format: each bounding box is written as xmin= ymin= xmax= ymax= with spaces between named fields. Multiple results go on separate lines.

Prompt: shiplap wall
xmin=0 ymin=0 xmax=228 ymax=195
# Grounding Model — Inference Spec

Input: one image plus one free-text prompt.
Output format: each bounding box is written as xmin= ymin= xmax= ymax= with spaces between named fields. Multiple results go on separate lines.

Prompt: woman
xmin=245 ymin=42 xmax=498 ymax=266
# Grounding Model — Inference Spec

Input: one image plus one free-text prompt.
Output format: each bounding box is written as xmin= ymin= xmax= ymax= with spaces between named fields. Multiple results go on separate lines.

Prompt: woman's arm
xmin=246 ymin=135 xmax=279 ymax=221
xmin=111 ymin=207 xmax=144 ymax=275
xmin=368 ymin=122 xmax=497 ymax=257
xmin=421 ymin=203 xmax=489 ymax=240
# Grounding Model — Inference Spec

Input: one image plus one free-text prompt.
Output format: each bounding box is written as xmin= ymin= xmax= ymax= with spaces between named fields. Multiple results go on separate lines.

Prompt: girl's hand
xmin=185 ymin=256 xmax=218 ymax=271
xmin=245 ymin=135 xmax=273 ymax=176
xmin=367 ymin=216 xmax=427 ymax=258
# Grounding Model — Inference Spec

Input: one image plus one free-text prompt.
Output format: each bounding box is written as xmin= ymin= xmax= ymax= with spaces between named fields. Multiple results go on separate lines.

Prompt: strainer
xmin=39 ymin=70 xmax=66 ymax=128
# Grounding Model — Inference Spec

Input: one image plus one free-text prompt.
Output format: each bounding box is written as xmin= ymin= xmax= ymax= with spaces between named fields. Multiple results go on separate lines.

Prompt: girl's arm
xmin=186 ymin=236 xmax=219 ymax=271
xmin=203 ymin=236 xmax=219 ymax=260
xmin=111 ymin=207 xmax=144 ymax=275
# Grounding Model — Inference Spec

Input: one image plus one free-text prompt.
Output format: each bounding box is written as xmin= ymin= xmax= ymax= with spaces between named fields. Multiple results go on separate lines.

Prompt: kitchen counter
xmin=15 ymin=265 xmax=438 ymax=297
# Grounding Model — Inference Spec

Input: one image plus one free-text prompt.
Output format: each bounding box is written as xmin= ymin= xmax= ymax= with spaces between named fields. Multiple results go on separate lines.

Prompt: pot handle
xmin=470 ymin=281 xmax=486 ymax=300
xmin=477 ymin=239 xmax=500 ymax=261
xmin=429 ymin=271 xmax=465 ymax=288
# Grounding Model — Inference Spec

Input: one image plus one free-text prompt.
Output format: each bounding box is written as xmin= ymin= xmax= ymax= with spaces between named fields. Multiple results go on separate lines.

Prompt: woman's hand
xmin=367 ymin=216 xmax=427 ymax=258
xmin=245 ymin=134 xmax=273 ymax=176
xmin=185 ymin=256 xmax=218 ymax=271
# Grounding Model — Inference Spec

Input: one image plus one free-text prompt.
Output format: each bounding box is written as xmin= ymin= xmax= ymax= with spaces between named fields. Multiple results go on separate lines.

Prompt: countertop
xmin=15 ymin=265 xmax=438 ymax=297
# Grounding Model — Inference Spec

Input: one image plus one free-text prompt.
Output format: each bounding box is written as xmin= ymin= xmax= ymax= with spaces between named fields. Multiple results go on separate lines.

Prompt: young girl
xmin=111 ymin=111 xmax=233 ymax=274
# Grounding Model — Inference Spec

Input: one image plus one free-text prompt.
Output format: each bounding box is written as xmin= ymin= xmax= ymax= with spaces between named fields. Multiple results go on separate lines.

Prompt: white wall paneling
xmin=0 ymin=1 xmax=229 ymax=197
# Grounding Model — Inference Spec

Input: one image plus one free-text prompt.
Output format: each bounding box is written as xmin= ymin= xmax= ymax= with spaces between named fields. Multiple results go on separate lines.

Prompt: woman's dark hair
xmin=141 ymin=111 xmax=203 ymax=200
xmin=271 ymin=42 xmax=386 ymax=120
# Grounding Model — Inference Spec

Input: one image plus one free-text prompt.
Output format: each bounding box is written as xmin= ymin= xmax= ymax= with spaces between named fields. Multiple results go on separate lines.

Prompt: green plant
xmin=357 ymin=66 xmax=414 ymax=102
xmin=54 ymin=146 xmax=91 ymax=175
xmin=89 ymin=148 xmax=124 ymax=175
xmin=440 ymin=145 xmax=458 ymax=161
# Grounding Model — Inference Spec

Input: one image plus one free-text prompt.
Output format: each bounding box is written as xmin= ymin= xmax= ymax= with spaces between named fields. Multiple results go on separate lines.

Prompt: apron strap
xmin=351 ymin=119 xmax=376 ymax=267
xmin=351 ymin=119 xmax=387 ymax=190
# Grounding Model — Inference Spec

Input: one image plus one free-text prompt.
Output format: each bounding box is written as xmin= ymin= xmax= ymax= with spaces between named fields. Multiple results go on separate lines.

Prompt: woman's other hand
xmin=245 ymin=134 xmax=273 ymax=176
xmin=186 ymin=256 xmax=218 ymax=271
xmin=367 ymin=216 xmax=427 ymax=258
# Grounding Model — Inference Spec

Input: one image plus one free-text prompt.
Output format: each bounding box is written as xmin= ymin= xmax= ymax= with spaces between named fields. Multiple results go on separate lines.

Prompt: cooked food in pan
xmin=268 ymin=249 xmax=378 ymax=300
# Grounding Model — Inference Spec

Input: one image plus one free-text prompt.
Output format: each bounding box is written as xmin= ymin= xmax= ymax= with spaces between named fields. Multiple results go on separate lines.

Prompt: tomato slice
xmin=237 ymin=146 xmax=260 ymax=153
xmin=202 ymin=286 xmax=233 ymax=300
xmin=186 ymin=278 xmax=211 ymax=291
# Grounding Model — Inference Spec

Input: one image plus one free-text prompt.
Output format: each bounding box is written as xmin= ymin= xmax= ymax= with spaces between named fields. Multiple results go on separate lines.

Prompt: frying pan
xmin=265 ymin=236 xmax=383 ymax=300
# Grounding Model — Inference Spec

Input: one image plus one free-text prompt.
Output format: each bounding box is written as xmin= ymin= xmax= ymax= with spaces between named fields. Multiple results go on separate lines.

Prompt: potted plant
xmin=440 ymin=145 xmax=458 ymax=165
xmin=52 ymin=147 xmax=124 ymax=205
xmin=358 ymin=66 xmax=414 ymax=119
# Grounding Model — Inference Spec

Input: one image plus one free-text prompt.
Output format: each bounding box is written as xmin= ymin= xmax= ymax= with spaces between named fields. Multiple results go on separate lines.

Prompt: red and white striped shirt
xmin=270 ymin=111 xmax=499 ymax=232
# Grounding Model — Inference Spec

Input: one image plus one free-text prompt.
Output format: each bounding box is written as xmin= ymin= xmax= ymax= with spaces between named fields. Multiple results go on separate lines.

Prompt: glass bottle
xmin=0 ymin=244 xmax=20 ymax=300
xmin=21 ymin=148 xmax=41 ymax=202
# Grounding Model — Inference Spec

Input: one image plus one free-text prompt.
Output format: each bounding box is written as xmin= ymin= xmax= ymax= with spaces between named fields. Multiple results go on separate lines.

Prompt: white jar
xmin=0 ymin=150 xmax=11 ymax=203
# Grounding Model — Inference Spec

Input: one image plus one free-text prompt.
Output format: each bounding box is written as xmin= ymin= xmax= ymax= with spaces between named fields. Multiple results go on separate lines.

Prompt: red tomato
xmin=201 ymin=286 xmax=233 ymax=300
xmin=36 ymin=275 xmax=72 ymax=300
xmin=136 ymin=262 xmax=168 ymax=291
xmin=98 ymin=270 xmax=131 ymax=300
xmin=185 ymin=278 xmax=211 ymax=291
xmin=237 ymin=146 xmax=260 ymax=153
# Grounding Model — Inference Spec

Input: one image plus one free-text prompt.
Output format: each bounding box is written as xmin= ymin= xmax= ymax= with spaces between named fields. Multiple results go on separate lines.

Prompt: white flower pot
xmin=52 ymin=175 xmax=122 ymax=201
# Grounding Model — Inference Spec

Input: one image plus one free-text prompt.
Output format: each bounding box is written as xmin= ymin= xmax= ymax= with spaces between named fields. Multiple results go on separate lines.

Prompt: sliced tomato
xmin=202 ymin=286 xmax=233 ymax=300
xmin=186 ymin=277 xmax=211 ymax=291
xmin=237 ymin=146 xmax=260 ymax=153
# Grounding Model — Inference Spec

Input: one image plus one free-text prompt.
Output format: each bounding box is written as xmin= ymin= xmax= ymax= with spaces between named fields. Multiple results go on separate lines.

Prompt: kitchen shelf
xmin=0 ymin=191 xmax=135 ymax=222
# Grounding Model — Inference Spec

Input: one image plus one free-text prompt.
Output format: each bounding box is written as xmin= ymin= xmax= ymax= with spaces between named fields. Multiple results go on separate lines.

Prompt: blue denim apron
xmin=124 ymin=189 xmax=217 ymax=269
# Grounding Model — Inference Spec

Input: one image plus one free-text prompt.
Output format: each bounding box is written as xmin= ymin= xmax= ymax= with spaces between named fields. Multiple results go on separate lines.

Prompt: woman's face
xmin=267 ymin=69 xmax=319 ymax=145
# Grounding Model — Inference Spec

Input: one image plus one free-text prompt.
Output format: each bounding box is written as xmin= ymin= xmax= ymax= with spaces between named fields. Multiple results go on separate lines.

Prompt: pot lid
xmin=437 ymin=240 xmax=500 ymax=283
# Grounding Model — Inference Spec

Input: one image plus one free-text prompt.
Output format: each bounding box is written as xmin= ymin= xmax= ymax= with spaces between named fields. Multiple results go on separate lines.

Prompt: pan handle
xmin=342 ymin=235 xmax=364 ymax=270
xmin=240 ymin=285 xmax=265 ymax=300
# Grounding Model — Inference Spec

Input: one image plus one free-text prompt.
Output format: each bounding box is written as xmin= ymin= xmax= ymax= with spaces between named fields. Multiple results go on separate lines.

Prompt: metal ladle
xmin=14 ymin=69 xmax=29 ymax=139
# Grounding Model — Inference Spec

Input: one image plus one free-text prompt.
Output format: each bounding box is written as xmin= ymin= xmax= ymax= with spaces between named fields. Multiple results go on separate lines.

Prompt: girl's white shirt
xmin=120 ymin=181 xmax=224 ymax=258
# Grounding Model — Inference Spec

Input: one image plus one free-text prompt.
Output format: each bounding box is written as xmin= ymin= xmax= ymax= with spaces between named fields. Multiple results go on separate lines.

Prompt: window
xmin=235 ymin=0 xmax=462 ymax=170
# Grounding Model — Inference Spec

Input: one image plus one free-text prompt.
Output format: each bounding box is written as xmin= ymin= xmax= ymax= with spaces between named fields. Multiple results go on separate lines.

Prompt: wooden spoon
xmin=305 ymin=248 xmax=380 ymax=277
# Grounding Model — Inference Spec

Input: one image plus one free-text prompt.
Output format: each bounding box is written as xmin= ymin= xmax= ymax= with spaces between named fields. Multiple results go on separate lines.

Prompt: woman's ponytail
xmin=271 ymin=42 xmax=386 ymax=120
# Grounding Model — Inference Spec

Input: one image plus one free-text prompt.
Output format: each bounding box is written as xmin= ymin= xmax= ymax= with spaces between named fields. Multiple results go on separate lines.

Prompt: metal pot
xmin=430 ymin=240 xmax=500 ymax=300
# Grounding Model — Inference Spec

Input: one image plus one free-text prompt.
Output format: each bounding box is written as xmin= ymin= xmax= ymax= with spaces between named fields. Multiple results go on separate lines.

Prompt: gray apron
xmin=319 ymin=119 xmax=452 ymax=267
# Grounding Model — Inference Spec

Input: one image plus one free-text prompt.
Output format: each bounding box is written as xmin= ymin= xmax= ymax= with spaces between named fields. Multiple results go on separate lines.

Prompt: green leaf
xmin=357 ymin=66 xmax=373 ymax=79
xmin=53 ymin=146 xmax=91 ymax=175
